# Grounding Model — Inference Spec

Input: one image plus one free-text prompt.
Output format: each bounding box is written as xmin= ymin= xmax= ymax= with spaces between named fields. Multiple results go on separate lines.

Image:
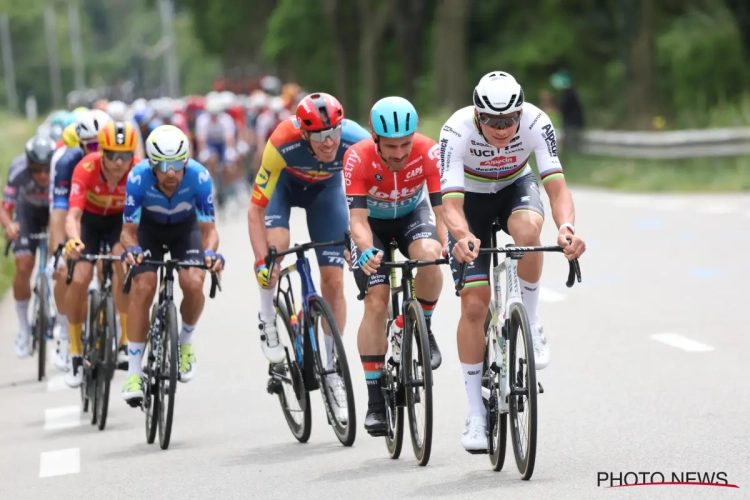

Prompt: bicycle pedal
xmin=126 ymin=398 xmax=142 ymax=409
xmin=466 ymin=448 xmax=489 ymax=455
xmin=117 ymin=361 xmax=128 ymax=371
xmin=366 ymin=428 xmax=388 ymax=438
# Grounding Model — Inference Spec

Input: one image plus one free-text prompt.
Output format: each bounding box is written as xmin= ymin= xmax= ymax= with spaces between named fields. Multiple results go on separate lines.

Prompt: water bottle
xmin=389 ymin=315 xmax=404 ymax=363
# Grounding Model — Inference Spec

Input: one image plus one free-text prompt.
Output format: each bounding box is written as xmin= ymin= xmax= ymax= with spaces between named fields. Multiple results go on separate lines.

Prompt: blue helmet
xmin=370 ymin=96 xmax=418 ymax=138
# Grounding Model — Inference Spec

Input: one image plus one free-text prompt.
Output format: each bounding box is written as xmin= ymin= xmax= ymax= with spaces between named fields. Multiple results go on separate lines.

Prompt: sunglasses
xmin=150 ymin=159 xmax=187 ymax=173
xmin=308 ymin=125 xmax=342 ymax=143
xmin=477 ymin=112 xmax=521 ymax=130
xmin=82 ymin=141 xmax=99 ymax=153
xmin=103 ymin=150 xmax=135 ymax=162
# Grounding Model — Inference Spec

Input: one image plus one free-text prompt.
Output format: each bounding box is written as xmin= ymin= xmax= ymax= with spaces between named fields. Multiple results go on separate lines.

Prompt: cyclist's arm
xmin=343 ymin=146 xmax=374 ymax=249
xmin=424 ymin=141 xmax=447 ymax=248
xmin=222 ymin=114 xmax=236 ymax=148
xmin=532 ymin=117 xmax=575 ymax=233
xmin=120 ymin=222 xmax=139 ymax=251
xmin=64 ymin=207 xmax=83 ymax=242
xmin=195 ymin=168 xmax=219 ymax=252
xmin=121 ymin=169 xmax=145 ymax=250
xmin=247 ymin=140 xmax=284 ymax=261
xmin=438 ymin=124 xmax=473 ymax=241
xmin=65 ymin=165 xmax=88 ymax=241
xmin=0 ymin=183 xmax=16 ymax=230
xmin=49 ymin=211 xmax=67 ymax=251
xmin=194 ymin=114 xmax=208 ymax=152
xmin=50 ymin=158 xmax=73 ymax=250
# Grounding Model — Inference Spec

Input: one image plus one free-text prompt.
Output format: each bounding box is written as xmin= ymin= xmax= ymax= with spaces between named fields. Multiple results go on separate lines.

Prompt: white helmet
xmin=248 ymin=92 xmax=269 ymax=110
xmin=155 ymin=98 xmax=175 ymax=119
xmin=76 ymin=109 xmax=110 ymax=141
xmin=269 ymin=96 xmax=285 ymax=113
xmin=206 ymin=97 xmax=224 ymax=115
xmin=146 ymin=125 xmax=190 ymax=163
xmin=473 ymin=71 xmax=525 ymax=116
xmin=107 ymin=100 xmax=127 ymax=121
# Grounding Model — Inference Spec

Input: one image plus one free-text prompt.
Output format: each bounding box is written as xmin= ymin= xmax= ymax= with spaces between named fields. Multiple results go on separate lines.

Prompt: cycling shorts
xmin=356 ymin=200 xmax=439 ymax=287
xmin=207 ymin=142 xmax=226 ymax=162
xmin=14 ymin=202 xmax=49 ymax=257
xmin=265 ymin=169 xmax=348 ymax=268
xmin=80 ymin=212 xmax=123 ymax=257
xmin=131 ymin=216 xmax=203 ymax=277
xmin=447 ymin=174 xmax=544 ymax=288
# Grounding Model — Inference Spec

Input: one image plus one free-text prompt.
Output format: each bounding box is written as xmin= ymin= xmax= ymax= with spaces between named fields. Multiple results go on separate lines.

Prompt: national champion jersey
xmin=2 ymin=155 xmax=49 ymax=211
xmin=69 ymin=152 xmax=137 ymax=216
xmin=344 ymin=133 xmax=442 ymax=219
xmin=123 ymin=159 xmax=215 ymax=225
xmin=251 ymin=118 xmax=370 ymax=208
xmin=439 ymin=103 xmax=563 ymax=200
xmin=51 ymin=146 xmax=85 ymax=211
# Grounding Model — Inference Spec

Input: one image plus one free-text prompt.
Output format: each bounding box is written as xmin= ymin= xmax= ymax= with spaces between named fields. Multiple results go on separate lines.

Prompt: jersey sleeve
xmin=250 ymin=139 xmax=287 ymax=208
xmin=68 ymin=160 xmax=92 ymax=211
xmin=423 ymin=139 xmax=442 ymax=207
xmin=194 ymin=114 xmax=208 ymax=140
xmin=123 ymin=168 xmax=146 ymax=224
xmin=439 ymin=120 xmax=467 ymax=201
xmin=343 ymin=145 xmax=367 ymax=210
xmin=194 ymin=165 xmax=216 ymax=222
xmin=2 ymin=158 xmax=24 ymax=211
xmin=530 ymin=112 xmax=564 ymax=184
xmin=51 ymin=150 xmax=81 ymax=211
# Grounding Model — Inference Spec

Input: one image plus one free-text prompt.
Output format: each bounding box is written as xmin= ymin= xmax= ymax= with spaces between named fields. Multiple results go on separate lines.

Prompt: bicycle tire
xmin=144 ymin=306 xmax=158 ymax=444
xmin=309 ymin=296 xmax=357 ymax=447
xmin=96 ymin=296 xmax=117 ymax=431
xmin=276 ymin=300 xmax=312 ymax=443
xmin=384 ymin=296 xmax=404 ymax=459
xmin=82 ymin=291 xmax=100 ymax=414
xmin=402 ymin=301 xmax=433 ymax=466
xmin=158 ymin=303 xmax=179 ymax=450
xmin=484 ymin=309 xmax=507 ymax=472
xmin=507 ymin=302 xmax=537 ymax=480
xmin=36 ymin=276 xmax=48 ymax=381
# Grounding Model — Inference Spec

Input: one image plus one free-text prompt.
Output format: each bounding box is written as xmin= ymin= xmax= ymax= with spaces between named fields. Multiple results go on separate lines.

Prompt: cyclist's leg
xmin=12 ymin=203 xmax=39 ymax=356
xmin=105 ymin=216 xmax=128 ymax=347
xmin=304 ymin=179 xmax=349 ymax=336
xmin=501 ymin=174 xmax=545 ymax=325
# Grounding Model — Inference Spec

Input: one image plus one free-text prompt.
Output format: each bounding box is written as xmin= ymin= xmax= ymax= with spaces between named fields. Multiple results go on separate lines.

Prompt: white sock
xmin=57 ymin=314 xmax=69 ymax=340
xmin=127 ymin=342 xmax=146 ymax=377
xmin=259 ymin=287 xmax=276 ymax=323
xmin=462 ymin=362 xmax=486 ymax=417
xmin=15 ymin=299 xmax=30 ymax=335
xmin=519 ymin=278 xmax=540 ymax=325
xmin=324 ymin=334 xmax=334 ymax=370
xmin=180 ymin=322 xmax=196 ymax=345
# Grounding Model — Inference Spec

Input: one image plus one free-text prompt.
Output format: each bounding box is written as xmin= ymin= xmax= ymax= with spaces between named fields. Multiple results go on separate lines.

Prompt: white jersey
xmin=439 ymin=103 xmax=562 ymax=198
xmin=49 ymin=146 xmax=67 ymax=210
xmin=195 ymin=112 xmax=236 ymax=144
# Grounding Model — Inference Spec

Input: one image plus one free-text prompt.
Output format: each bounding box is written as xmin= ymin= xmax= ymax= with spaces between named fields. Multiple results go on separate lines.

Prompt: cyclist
xmin=439 ymin=71 xmax=586 ymax=451
xmin=62 ymin=121 xmax=139 ymax=387
xmin=195 ymin=95 xmax=237 ymax=176
xmin=120 ymin=125 xmax=224 ymax=406
xmin=0 ymin=136 xmax=55 ymax=357
xmin=344 ymin=96 xmax=446 ymax=435
xmin=48 ymin=110 xmax=110 ymax=371
xmin=248 ymin=92 xmax=369 ymax=369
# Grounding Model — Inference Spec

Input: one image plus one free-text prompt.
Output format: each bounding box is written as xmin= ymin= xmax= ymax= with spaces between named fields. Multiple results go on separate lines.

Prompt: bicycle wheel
xmin=96 ymin=296 xmax=117 ymax=431
xmin=507 ymin=302 xmax=537 ymax=480
xmin=144 ymin=307 xmax=159 ymax=444
xmin=275 ymin=300 xmax=311 ymax=443
xmin=484 ymin=310 xmax=507 ymax=472
xmin=309 ymin=295 xmax=356 ymax=447
xmin=158 ymin=303 xmax=179 ymax=450
xmin=35 ymin=276 xmax=48 ymax=382
xmin=81 ymin=291 xmax=100 ymax=414
xmin=384 ymin=297 xmax=403 ymax=459
xmin=402 ymin=301 xmax=433 ymax=466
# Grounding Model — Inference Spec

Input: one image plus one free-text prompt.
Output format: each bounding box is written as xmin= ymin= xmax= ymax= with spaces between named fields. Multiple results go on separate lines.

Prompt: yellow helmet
xmin=62 ymin=123 xmax=79 ymax=148
xmin=73 ymin=106 xmax=88 ymax=114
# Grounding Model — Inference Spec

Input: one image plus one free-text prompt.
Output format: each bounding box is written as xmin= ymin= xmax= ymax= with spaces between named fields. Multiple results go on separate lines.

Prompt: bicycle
xmin=351 ymin=237 xmax=447 ymax=467
xmin=123 ymin=256 xmax=221 ymax=450
xmin=264 ymin=237 xmax=356 ymax=446
xmin=455 ymin=222 xmax=581 ymax=479
xmin=5 ymin=232 xmax=59 ymax=382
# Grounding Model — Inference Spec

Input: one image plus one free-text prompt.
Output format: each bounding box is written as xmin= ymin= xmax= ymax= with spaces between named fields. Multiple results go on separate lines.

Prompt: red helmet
xmin=185 ymin=95 xmax=206 ymax=112
xmin=296 ymin=93 xmax=344 ymax=131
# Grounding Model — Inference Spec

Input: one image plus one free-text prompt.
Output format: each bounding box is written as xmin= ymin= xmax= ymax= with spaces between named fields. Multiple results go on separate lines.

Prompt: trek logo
xmin=405 ymin=166 xmax=423 ymax=180
xmin=280 ymin=142 xmax=301 ymax=154
xmin=480 ymin=156 xmax=516 ymax=167
xmin=470 ymin=148 xmax=494 ymax=157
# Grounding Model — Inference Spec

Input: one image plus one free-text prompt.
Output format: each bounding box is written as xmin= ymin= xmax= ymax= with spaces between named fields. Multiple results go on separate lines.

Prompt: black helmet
xmin=25 ymin=135 xmax=57 ymax=164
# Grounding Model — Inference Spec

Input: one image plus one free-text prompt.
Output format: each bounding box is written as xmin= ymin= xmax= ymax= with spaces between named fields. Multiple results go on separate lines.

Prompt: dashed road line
xmin=46 ymin=374 xmax=67 ymax=392
xmin=44 ymin=405 xmax=81 ymax=431
xmin=650 ymin=333 xmax=714 ymax=352
xmin=39 ymin=448 xmax=80 ymax=478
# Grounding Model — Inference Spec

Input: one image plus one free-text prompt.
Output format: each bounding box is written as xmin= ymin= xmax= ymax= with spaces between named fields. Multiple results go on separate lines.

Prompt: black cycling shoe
xmin=364 ymin=404 xmax=387 ymax=436
xmin=428 ymin=332 xmax=442 ymax=370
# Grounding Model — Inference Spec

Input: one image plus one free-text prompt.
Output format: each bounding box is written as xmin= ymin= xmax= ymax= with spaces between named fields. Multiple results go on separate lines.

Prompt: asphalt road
xmin=0 ymin=188 xmax=748 ymax=500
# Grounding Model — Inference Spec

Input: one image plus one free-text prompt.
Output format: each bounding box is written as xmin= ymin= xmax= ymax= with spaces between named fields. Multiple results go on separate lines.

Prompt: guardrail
xmin=577 ymin=128 xmax=750 ymax=159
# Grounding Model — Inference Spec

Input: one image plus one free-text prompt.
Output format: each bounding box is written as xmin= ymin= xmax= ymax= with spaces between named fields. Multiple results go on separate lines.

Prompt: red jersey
xmin=344 ymin=133 xmax=442 ymax=219
xmin=69 ymin=152 xmax=138 ymax=216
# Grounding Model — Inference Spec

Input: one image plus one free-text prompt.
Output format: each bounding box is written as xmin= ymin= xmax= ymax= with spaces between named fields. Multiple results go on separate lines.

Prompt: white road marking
xmin=46 ymin=375 xmax=67 ymax=392
xmin=44 ymin=406 xmax=81 ymax=431
xmin=696 ymin=205 xmax=736 ymax=215
xmin=540 ymin=287 xmax=565 ymax=302
xmin=39 ymin=448 xmax=80 ymax=478
xmin=650 ymin=333 xmax=714 ymax=352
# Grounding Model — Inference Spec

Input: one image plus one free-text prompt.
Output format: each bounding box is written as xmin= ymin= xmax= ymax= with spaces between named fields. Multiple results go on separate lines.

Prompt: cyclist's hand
xmin=4 ymin=222 xmax=19 ymax=241
xmin=358 ymin=247 xmax=382 ymax=275
xmin=255 ymin=258 xmax=279 ymax=289
xmin=557 ymin=231 xmax=586 ymax=260
xmin=453 ymin=236 xmax=480 ymax=263
xmin=64 ymin=238 xmax=85 ymax=260
xmin=204 ymin=250 xmax=225 ymax=272
xmin=121 ymin=246 xmax=143 ymax=266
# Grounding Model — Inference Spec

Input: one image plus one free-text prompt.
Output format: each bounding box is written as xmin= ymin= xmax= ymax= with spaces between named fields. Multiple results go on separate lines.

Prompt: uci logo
xmin=470 ymin=148 xmax=493 ymax=157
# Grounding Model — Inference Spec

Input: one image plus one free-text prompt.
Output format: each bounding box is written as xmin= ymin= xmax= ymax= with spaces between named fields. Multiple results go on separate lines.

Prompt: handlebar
xmin=454 ymin=242 xmax=474 ymax=295
xmin=264 ymin=237 xmax=348 ymax=269
xmin=354 ymin=257 xmax=449 ymax=301
xmin=66 ymin=254 xmax=122 ymax=285
xmin=122 ymin=259 xmax=221 ymax=298
xmin=4 ymin=232 xmax=49 ymax=256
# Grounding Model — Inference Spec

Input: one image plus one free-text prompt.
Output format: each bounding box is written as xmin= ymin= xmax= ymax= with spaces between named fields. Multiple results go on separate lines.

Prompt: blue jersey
xmin=123 ymin=159 xmax=215 ymax=225
xmin=52 ymin=147 xmax=84 ymax=211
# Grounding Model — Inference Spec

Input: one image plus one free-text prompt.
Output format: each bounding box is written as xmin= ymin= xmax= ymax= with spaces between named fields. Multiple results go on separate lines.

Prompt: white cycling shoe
xmin=54 ymin=339 xmax=70 ymax=372
xmin=259 ymin=318 xmax=286 ymax=364
xmin=14 ymin=331 xmax=32 ymax=358
xmin=325 ymin=373 xmax=348 ymax=424
xmin=64 ymin=356 xmax=83 ymax=388
xmin=531 ymin=324 xmax=550 ymax=370
xmin=462 ymin=415 xmax=488 ymax=452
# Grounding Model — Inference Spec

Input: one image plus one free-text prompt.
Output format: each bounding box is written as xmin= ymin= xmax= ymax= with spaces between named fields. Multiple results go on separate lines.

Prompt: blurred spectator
xmin=551 ymin=70 xmax=585 ymax=154
xmin=539 ymin=90 xmax=561 ymax=131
